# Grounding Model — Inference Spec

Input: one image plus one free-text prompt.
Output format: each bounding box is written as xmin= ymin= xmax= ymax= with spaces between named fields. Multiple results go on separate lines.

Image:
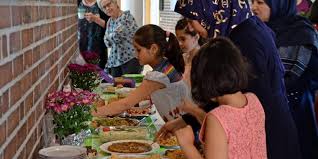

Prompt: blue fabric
xmin=265 ymin=0 xmax=317 ymax=47
xmin=174 ymin=0 xmax=252 ymax=37
xmin=229 ymin=16 xmax=302 ymax=159
xmin=265 ymin=1 xmax=318 ymax=158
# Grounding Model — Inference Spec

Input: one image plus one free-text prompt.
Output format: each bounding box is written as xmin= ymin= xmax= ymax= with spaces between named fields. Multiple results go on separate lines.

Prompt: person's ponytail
xmin=166 ymin=32 xmax=185 ymax=73
xmin=134 ymin=24 xmax=185 ymax=73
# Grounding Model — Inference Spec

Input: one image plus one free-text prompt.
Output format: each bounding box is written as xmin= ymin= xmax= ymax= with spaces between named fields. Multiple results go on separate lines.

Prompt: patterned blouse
xmin=104 ymin=11 xmax=138 ymax=68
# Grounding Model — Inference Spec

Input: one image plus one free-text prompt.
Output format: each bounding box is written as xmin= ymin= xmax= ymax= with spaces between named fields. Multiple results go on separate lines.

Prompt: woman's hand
xmin=85 ymin=12 xmax=98 ymax=23
xmin=175 ymin=125 xmax=195 ymax=147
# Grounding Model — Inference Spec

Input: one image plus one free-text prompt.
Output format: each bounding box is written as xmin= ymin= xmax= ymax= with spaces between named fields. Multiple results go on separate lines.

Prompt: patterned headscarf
xmin=174 ymin=0 xmax=252 ymax=38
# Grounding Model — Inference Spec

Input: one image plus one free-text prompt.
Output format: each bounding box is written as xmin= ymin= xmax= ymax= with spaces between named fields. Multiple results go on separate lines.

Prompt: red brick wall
xmin=0 ymin=0 xmax=79 ymax=158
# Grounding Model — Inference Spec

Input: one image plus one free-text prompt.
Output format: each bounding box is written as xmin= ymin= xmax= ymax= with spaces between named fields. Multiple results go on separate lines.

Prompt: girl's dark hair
xmin=175 ymin=18 xmax=207 ymax=46
xmin=191 ymin=37 xmax=249 ymax=107
xmin=134 ymin=24 xmax=185 ymax=73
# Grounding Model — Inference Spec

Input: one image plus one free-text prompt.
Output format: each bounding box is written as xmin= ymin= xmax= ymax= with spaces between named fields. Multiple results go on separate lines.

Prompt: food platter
xmin=91 ymin=117 xmax=140 ymax=128
xmin=156 ymin=136 xmax=180 ymax=149
xmin=100 ymin=140 xmax=160 ymax=155
xmin=164 ymin=149 xmax=186 ymax=159
xmin=106 ymin=154 xmax=162 ymax=159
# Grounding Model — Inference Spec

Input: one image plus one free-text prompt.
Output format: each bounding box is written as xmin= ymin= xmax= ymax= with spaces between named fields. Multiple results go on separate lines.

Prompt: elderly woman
xmin=78 ymin=0 xmax=109 ymax=69
xmin=97 ymin=0 xmax=142 ymax=77
xmin=157 ymin=0 xmax=302 ymax=158
xmin=252 ymin=0 xmax=318 ymax=158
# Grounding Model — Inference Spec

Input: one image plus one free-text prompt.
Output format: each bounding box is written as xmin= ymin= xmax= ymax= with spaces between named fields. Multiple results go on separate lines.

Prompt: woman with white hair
xmin=97 ymin=0 xmax=142 ymax=77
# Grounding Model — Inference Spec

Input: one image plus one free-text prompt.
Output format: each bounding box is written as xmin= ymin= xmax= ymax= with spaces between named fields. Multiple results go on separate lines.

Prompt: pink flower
xmin=82 ymin=99 xmax=90 ymax=104
xmin=46 ymin=90 xmax=96 ymax=113
xmin=61 ymin=104 xmax=69 ymax=112
xmin=54 ymin=107 xmax=62 ymax=113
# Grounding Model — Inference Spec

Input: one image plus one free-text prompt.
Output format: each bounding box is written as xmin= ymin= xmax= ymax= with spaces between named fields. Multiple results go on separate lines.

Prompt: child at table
xmin=92 ymin=24 xmax=189 ymax=121
xmin=175 ymin=18 xmax=202 ymax=86
xmin=175 ymin=37 xmax=267 ymax=159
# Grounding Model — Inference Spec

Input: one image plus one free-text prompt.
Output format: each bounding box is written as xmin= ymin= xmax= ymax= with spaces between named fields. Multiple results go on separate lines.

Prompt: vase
xmin=60 ymin=129 xmax=91 ymax=146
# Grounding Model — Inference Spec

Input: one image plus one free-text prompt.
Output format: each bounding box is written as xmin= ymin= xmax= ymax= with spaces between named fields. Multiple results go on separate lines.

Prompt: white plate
xmin=38 ymin=145 xmax=86 ymax=158
xmin=100 ymin=140 xmax=160 ymax=155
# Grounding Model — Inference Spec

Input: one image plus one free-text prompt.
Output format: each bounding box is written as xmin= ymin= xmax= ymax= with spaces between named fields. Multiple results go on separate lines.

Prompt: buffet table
xmin=83 ymin=83 xmax=179 ymax=159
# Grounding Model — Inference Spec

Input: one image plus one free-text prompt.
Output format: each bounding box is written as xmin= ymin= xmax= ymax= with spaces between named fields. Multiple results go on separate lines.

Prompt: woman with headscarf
xmin=157 ymin=0 xmax=302 ymax=158
xmin=252 ymin=0 xmax=318 ymax=158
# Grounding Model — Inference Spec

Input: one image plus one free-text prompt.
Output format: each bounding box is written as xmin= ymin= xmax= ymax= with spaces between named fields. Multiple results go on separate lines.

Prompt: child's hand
xmin=177 ymin=98 xmax=197 ymax=114
xmin=175 ymin=125 xmax=195 ymax=146
xmin=91 ymin=105 xmax=109 ymax=117
xmin=182 ymin=53 xmax=191 ymax=65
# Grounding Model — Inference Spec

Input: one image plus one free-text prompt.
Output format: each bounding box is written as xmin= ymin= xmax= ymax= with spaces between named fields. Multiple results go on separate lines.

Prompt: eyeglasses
xmin=102 ymin=1 xmax=113 ymax=11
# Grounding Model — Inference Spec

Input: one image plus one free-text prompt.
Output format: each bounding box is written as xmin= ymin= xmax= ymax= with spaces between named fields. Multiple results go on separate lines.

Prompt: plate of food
xmin=106 ymin=154 xmax=161 ymax=159
xmin=164 ymin=149 xmax=186 ymax=159
xmin=125 ymin=107 xmax=151 ymax=116
xmin=99 ymin=127 xmax=150 ymax=142
xmin=156 ymin=136 xmax=180 ymax=149
xmin=91 ymin=117 xmax=140 ymax=128
xmin=100 ymin=140 xmax=160 ymax=155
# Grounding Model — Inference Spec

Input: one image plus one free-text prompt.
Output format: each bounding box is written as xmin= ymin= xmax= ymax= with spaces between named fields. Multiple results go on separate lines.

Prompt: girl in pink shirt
xmin=175 ymin=37 xmax=267 ymax=159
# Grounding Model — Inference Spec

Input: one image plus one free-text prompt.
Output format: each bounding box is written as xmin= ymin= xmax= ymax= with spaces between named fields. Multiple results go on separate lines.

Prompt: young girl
xmin=175 ymin=18 xmax=202 ymax=86
xmin=175 ymin=37 xmax=267 ymax=159
xmin=92 ymin=24 xmax=189 ymax=121
xmin=174 ymin=18 xmax=207 ymax=124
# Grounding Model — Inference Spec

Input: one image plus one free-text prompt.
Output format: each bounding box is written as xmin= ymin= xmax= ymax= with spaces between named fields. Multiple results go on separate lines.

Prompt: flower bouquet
xmin=46 ymin=90 xmax=97 ymax=139
xmin=68 ymin=63 xmax=101 ymax=91
xmin=81 ymin=51 xmax=100 ymax=65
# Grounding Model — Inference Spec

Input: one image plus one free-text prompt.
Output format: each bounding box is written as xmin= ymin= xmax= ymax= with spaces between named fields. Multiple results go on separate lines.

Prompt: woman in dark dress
xmin=78 ymin=0 xmax=109 ymax=69
xmin=158 ymin=0 xmax=302 ymax=158
xmin=252 ymin=0 xmax=318 ymax=158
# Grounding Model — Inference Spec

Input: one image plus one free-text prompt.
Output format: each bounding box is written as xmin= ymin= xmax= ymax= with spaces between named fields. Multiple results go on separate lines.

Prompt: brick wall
xmin=159 ymin=0 xmax=181 ymax=33
xmin=0 ymin=0 xmax=79 ymax=158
